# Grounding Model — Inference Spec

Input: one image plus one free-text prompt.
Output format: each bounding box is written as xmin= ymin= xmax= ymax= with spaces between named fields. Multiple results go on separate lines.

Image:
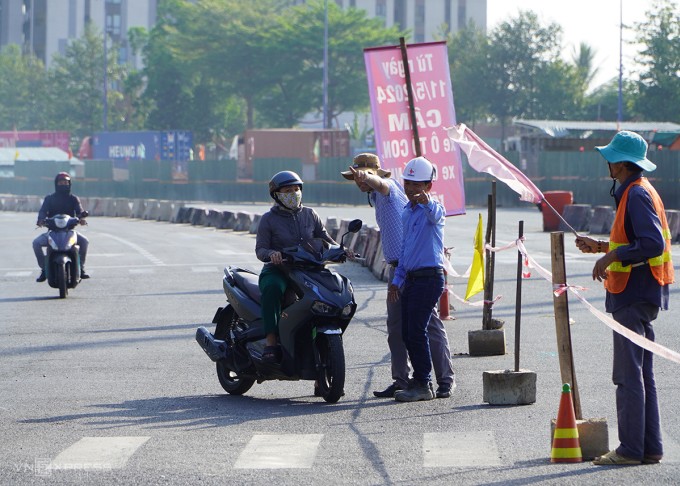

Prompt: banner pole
xmin=399 ymin=37 xmax=421 ymax=156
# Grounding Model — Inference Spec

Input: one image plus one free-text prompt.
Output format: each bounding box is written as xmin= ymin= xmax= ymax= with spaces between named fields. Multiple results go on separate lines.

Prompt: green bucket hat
xmin=595 ymin=130 xmax=656 ymax=172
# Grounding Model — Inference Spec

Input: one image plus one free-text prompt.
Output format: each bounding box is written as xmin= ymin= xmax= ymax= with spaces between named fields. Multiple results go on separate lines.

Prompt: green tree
xmin=571 ymin=42 xmax=600 ymax=93
xmin=446 ymin=21 xmax=490 ymax=126
xmin=47 ymin=23 xmax=127 ymax=141
xmin=485 ymin=12 xmax=585 ymax=138
xmin=0 ymin=45 xmax=49 ymax=129
xmin=632 ymin=0 xmax=680 ymax=122
xmin=260 ymin=0 xmax=403 ymax=128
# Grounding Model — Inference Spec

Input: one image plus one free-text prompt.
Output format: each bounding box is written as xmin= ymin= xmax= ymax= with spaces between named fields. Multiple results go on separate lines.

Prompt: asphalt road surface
xmin=1 ymin=204 xmax=679 ymax=485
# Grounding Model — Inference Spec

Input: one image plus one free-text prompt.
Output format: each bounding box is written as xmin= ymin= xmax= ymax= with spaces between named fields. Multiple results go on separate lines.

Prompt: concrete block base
xmin=468 ymin=329 xmax=506 ymax=356
xmin=483 ymin=369 xmax=536 ymax=405
xmin=550 ymin=418 xmax=609 ymax=460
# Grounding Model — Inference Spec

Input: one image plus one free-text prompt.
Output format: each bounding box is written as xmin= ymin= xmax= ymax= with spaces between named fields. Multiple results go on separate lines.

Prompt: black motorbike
xmin=39 ymin=212 xmax=87 ymax=298
xmin=196 ymin=219 xmax=362 ymax=403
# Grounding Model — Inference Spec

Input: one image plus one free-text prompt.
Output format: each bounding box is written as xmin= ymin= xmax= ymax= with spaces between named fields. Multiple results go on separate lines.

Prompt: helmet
xmin=402 ymin=157 xmax=436 ymax=182
xmin=268 ymin=171 xmax=304 ymax=196
xmin=54 ymin=172 xmax=72 ymax=194
xmin=55 ymin=172 xmax=71 ymax=184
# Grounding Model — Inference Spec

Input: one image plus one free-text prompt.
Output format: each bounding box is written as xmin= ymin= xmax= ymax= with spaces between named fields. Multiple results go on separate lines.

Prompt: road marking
xmin=50 ymin=436 xmax=150 ymax=470
xmin=129 ymin=268 xmax=154 ymax=274
xmin=97 ymin=233 xmax=165 ymax=266
xmin=423 ymin=431 xmax=502 ymax=467
xmin=5 ymin=271 xmax=32 ymax=277
xmin=191 ymin=266 xmax=219 ymax=273
xmin=234 ymin=434 xmax=323 ymax=469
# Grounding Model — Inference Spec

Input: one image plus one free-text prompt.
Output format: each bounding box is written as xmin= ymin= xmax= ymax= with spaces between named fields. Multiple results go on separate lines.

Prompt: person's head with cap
xmin=596 ymin=130 xmax=657 ymax=173
xmin=342 ymin=153 xmax=391 ymax=193
xmin=402 ymin=156 xmax=436 ymax=206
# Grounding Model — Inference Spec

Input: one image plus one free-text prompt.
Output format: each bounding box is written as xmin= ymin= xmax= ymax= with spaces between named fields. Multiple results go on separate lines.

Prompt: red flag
xmin=447 ymin=124 xmax=544 ymax=204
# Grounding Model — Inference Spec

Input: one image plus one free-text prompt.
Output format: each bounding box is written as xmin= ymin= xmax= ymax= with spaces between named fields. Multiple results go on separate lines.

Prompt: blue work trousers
xmin=612 ymin=302 xmax=663 ymax=460
xmin=400 ymin=273 xmax=445 ymax=384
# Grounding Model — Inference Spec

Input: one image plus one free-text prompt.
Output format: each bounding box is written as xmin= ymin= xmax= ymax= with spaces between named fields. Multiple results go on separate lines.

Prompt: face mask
xmin=56 ymin=184 xmax=71 ymax=195
xmin=277 ymin=191 xmax=302 ymax=210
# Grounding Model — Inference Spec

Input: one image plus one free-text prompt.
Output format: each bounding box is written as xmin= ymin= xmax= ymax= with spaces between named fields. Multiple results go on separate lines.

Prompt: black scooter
xmin=196 ymin=219 xmax=362 ymax=403
xmin=40 ymin=212 xmax=87 ymax=298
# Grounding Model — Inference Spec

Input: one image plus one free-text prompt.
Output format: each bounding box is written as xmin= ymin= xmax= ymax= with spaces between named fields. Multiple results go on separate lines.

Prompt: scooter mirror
xmin=348 ymin=219 xmax=362 ymax=233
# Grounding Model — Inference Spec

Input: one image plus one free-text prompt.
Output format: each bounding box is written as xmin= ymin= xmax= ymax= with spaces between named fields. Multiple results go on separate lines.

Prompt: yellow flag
xmin=465 ymin=213 xmax=485 ymax=300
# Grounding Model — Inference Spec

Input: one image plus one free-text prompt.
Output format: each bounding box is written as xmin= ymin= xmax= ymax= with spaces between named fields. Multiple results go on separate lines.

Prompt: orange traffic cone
xmin=551 ymin=383 xmax=582 ymax=463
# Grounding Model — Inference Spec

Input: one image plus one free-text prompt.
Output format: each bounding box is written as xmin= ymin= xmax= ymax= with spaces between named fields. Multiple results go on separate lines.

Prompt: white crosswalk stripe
xmin=233 ymin=434 xmax=324 ymax=469
xmin=424 ymin=431 xmax=502 ymax=467
xmin=49 ymin=436 xmax=150 ymax=470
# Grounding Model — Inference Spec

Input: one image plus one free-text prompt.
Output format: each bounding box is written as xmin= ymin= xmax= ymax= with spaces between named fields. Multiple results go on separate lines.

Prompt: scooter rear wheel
xmin=315 ymin=334 xmax=345 ymax=403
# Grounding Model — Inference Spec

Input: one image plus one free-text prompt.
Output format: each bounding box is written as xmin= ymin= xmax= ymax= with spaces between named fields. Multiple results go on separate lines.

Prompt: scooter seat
xmin=233 ymin=270 xmax=262 ymax=304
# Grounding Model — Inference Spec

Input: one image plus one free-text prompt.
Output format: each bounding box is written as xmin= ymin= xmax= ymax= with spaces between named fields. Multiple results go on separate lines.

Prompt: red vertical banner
xmin=364 ymin=41 xmax=465 ymax=216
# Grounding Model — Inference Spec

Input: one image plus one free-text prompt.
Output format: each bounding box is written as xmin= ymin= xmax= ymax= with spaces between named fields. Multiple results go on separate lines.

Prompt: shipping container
xmin=92 ymin=130 xmax=193 ymax=161
xmin=0 ymin=131 xmax=70 ymax=152
xmin=240 ymin=129 xmax=350 ymax=180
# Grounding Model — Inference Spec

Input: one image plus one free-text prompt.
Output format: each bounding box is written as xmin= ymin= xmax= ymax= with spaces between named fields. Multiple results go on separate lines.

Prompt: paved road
xmin=1 ymin=206 xmax=679 ymax=485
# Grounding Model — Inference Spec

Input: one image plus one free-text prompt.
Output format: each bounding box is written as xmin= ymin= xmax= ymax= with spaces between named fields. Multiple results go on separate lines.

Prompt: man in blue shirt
xmin=387 ymin=156 xmax=448 ymax=402
xmin=575 ymin=131 xmax=673 ymax=465
xmin=342 ymin=154 xmax=455 ymax=399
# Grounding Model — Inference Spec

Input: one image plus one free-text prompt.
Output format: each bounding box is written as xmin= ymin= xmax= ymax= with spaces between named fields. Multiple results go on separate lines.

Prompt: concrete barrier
xmin=206 ymin=209 xmax=222 ymax=227
xmin=218 ymin=211 xmax=237 ymax=230
xmin=143 ymin=200 xmax=161 ymax=220
xmin=589 ymin=205 xmax=614 ymax=234
xmin=157 ymin=201 xmax=177 ymax=221
xmin=325 ymin=217 xmax=340 ymax=241
xmin=189 ymin=207 xmax=208 ymax=226
xmin=170 ymin=204 xmax=185 ymax=223
xmin=249 ymin=213 xmax=262 ymax=234
xmin=131 ymin=199 xmax=146 ymax=219
xmin=114 ymin=198 xmax=132 ymax=217
xmin=559 ymin=204 xmax=592 ymax=232
xmin=234 ymin=212 xmax=253 ymax=231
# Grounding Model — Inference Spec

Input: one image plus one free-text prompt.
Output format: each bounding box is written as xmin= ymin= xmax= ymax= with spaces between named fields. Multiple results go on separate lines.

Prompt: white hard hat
xmin=403 ymin=156 xmax=436 ymax=182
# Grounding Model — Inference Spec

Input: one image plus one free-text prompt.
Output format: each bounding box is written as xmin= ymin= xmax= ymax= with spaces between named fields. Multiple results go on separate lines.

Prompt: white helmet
xmin=403 ymin=156 xmax=436 ymax=182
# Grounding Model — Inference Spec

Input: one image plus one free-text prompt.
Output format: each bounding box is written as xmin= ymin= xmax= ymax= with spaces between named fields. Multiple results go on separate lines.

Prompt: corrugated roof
xmin=513 ymin=119 xmax=680 ymax=137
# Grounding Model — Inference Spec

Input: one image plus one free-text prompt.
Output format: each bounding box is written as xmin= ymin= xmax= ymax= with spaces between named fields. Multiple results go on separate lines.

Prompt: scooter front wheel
xmin=315 ymin=334 xmax=345 ymax=403
xmin=57 ymin=263 xmax=68 ymax=298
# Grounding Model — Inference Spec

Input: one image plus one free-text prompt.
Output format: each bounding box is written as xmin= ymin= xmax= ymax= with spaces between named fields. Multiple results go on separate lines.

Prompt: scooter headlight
xmin=54 ymin=216 xmax=68 ymax=229
xmin=311 ymin=300 xmax=337 ymax=316
xmin=341 ymin=304 xmax=354 ymax=318
xmin=48 ymin=235 xmax=58 ymax=250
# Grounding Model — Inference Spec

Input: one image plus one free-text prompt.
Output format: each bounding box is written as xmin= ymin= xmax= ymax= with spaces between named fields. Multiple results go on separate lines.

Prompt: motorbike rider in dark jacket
xmin=33 ymin=172 xmax=90 ymax=281
xmin=255 ymin=171 xmax=339 ymax=363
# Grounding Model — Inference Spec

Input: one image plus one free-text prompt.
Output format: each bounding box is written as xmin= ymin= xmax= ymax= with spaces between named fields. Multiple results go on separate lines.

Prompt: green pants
xmin=259 ymin=266 xmax=289 ymax=336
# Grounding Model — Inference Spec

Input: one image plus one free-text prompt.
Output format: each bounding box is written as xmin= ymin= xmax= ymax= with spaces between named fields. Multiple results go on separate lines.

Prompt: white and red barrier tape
xmin=445 ymin=237 xmax=680 ymax=365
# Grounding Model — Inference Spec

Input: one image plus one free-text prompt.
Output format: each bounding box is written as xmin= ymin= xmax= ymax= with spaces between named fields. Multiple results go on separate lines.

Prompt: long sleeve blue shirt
xmin=392 ymin=198 xmax=445 ymax=289
xmin=606 ymin=174 xmax=670 ymax=312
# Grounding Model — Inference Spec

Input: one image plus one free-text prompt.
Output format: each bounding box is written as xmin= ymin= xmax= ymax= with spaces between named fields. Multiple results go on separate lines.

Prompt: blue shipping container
xmin=93 ymin=131 xmax=193 ymax=161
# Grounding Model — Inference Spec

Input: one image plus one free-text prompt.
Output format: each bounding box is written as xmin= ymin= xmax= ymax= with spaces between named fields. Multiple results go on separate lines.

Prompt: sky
xmin=486 ymin=0 xmax=665 ymax=89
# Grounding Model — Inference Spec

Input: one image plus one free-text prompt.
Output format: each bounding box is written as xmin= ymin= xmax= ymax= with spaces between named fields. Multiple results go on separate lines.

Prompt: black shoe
xmin=373 ymin=383 xmax=403 ymax=398
xmin=80 ymin=268 xmax=90 ymax=279
xmin=36 ymin=270 xmax=46 ymax=282
xmin=435 ymin=382 xmax=456 ymax=399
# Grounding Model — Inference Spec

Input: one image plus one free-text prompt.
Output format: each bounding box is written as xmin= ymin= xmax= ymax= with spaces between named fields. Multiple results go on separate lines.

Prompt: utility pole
xmin=323 ymin=0 xmax=329 ymax=129
xmin=103 ymin=0 xmax=108 ymax=131
xmin=617 ymin=0 xmax=623 ymax=128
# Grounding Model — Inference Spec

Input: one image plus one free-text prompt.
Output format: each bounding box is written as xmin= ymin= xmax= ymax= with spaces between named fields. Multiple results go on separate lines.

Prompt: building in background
xmin=1 ymin=1 xmax=485 ymax=69
xmin=0 ymin=0 xmax=157 ymax=69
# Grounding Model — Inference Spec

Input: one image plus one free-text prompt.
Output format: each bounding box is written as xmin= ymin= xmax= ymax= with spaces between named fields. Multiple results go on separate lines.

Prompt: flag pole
xmin=399 ymin=37 xmax=421 ymax=156
xmin=540 ymin=197 xmax=580 ymax=237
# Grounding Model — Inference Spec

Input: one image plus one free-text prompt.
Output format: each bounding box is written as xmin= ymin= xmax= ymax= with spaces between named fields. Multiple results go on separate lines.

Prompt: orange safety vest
xmin=605 ymin=177 xmax=675 ymax=294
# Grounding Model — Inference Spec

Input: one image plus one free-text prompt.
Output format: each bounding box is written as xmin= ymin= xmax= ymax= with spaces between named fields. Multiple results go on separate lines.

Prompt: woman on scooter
xmin=255 ymin=171 xmax=339 ymax=363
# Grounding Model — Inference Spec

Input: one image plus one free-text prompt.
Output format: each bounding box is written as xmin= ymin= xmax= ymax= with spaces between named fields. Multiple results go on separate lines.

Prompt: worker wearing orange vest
xmin=575 ymin=131 xmax=674 ymax=466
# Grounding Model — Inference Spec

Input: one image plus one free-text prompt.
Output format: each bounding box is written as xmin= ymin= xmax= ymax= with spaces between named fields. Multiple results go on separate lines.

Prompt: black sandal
xmin=262 ymin=345 xmax=281 ymax=363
